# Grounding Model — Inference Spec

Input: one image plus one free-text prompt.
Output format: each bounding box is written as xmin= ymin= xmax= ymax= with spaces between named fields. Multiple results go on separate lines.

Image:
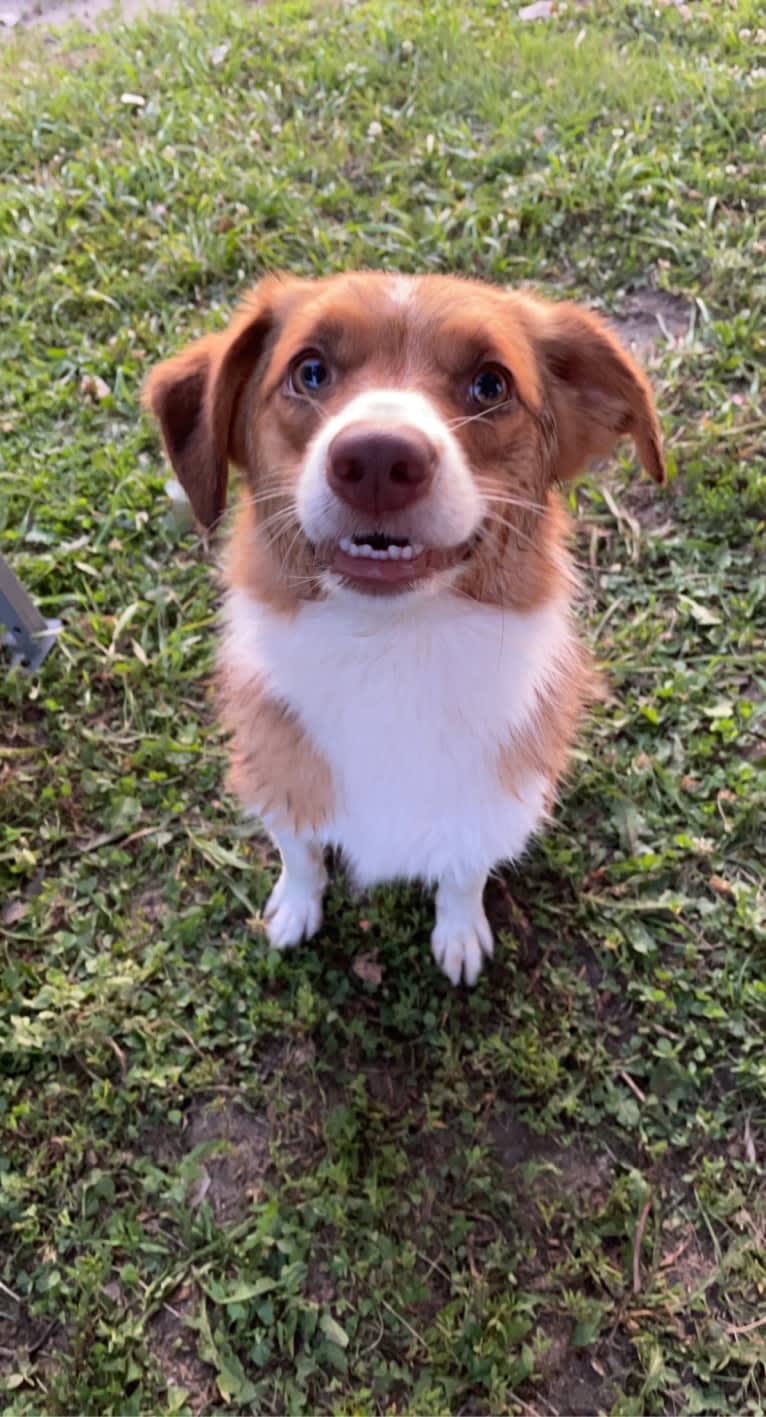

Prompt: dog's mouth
xmin=329 ymin=531 xmax=475 ymax=594
xmin=340 ymin=532 xmax=424 ymax=562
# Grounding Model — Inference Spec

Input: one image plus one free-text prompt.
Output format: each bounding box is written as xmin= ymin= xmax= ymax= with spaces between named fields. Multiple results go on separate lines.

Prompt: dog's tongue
xmin=332 ymin=547 xmax=429 ymax=588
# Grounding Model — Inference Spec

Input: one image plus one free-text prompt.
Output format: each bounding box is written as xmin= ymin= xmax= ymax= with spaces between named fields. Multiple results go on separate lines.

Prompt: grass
xmin=1 ymin=0 xmax=765 ymax=1411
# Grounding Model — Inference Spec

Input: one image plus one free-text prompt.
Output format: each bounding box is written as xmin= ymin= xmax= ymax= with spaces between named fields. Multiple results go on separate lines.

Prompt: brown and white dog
xmin=145 ymin=272 xmax=664 ymax=985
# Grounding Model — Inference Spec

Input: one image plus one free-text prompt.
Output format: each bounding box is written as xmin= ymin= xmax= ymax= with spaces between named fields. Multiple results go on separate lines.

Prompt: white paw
xmin=431 ymin=911 xmax=494 ymax=986
xmin=263 ymin=872 xmax=323 ymax=951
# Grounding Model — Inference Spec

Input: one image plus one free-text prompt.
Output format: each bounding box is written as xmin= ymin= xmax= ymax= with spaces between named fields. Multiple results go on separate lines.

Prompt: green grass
xmin=1 ymin=0 xmax=765 ymax=1411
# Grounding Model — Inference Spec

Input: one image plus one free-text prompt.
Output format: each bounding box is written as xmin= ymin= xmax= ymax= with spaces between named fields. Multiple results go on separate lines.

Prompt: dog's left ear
xmin=534 ymin=302 xmax=666 ymax=485
xmin=143 ymin=287 xmax=277 ymax=532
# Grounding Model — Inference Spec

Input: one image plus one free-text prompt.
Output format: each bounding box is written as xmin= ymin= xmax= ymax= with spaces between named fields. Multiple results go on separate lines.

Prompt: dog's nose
xmin=327 ymin=424 xmax=436 ymax=515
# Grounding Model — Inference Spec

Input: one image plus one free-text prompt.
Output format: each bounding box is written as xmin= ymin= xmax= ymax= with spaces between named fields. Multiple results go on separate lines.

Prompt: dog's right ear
xmin=143 ymin=289 xmax=276 ymax=532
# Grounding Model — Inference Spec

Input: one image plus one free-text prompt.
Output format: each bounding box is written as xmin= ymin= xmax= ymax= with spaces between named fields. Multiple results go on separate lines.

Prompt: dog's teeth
xmin=411 ymin=543 xmax=424 ymax=556
xmin=345 ymin=539 xmax=422 ymax=562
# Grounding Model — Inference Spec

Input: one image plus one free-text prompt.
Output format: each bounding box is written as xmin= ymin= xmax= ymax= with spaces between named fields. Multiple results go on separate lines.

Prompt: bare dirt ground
xmin=609 ymin=288 xmax=691 ymax=353
xmin=0 ymin=0 xmax=174 ymax=31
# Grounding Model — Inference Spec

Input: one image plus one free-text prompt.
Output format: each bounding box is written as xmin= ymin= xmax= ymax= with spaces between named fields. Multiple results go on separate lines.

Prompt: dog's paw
xmin=263 ymin=872 xmax=323 ymax=951
xmin=431 ymin=911 xmax=493 ymax=986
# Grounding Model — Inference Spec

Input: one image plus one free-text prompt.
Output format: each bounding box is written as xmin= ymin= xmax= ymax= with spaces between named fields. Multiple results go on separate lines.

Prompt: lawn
xmin=1 ymin=0 xmax=765 ymax=1411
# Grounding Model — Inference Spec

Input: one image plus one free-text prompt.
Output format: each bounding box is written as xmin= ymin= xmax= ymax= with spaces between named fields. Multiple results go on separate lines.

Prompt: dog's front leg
xmin=262 ymin=826 xmax=327 ymax=951
xmin=431 ymin=873 xmax=494 ymax=987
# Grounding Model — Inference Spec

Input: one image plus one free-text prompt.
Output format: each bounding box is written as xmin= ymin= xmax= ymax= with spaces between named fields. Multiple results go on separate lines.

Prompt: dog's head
xmin=145 ymin=272 xmax=665 ymax=606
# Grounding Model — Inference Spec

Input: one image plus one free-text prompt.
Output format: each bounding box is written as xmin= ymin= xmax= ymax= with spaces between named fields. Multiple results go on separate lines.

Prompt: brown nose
xmin=327 ymin=424 xmax=436 ymax=515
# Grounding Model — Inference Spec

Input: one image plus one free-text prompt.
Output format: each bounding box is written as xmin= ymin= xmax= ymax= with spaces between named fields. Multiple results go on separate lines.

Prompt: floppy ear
xmin=143 ymin=292 xmax=275 ymax=531
xmin=535 ymin=302 xmax=666 ymax=485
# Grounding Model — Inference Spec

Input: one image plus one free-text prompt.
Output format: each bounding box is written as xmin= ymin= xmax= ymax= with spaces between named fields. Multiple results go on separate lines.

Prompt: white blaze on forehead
xmin=295 ymin=386 xmax=484 ymax=551
xmin=334 ymin=388 xmax=440 ymax=431
xmin=388 ymin=275 xmax=419 ymax=308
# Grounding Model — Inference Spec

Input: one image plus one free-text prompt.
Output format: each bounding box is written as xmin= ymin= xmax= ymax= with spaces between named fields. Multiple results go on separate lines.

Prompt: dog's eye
xmin=469 ymin=365 xmax=512 ymax=409
xmin=290 ymin=352 xmax=331 ymax=395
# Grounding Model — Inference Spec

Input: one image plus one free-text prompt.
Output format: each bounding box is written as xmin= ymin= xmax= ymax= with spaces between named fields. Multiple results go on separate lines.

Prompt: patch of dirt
xmin=0 ymin=0 xmax=175 ymax=32
xmin=529 ymin=1316 xmax=631 ymax=1417
xmin=487 ymin=1118 xmax=635 ymax=1413
xmin=661 ymin=1228 xmax=718 ymax=1300
xmin=304 ymin=1254 xmax=337 ymax=1306
xmin=129 ymin=885 xmax=167 ymax=927
xmin=609 ymin=289 xmax=691 ymax=355
xmin=360 ymin=1057 xmax=425 ymax=1116
xmin=148 ymin=1283 xmax=216 ymax=1416
xmin=144 ymin=1096 xmax=274 ymax=1225
xmin=406 ymin=1122 xmax=453 ymax=1172
xmin=485 ymin=875 xmax=543 ymax=971
xmin=0 ymin=1310 xmax=67 ymax=1382
xmin=140 ymin=1041 xmax=324 ymax=1224
xmin=182 ymin=1098 xmax=272 ymax=1224
xmin=251 ymin=1034 xmax=309 ymax=1083
xmin=490 ymin=1112 xmax=616 ymax=1221
xmin=406 ymin=1125 xmax=455 ymax=1225
xmin=620 ymin=474 xmax=681 ymax=531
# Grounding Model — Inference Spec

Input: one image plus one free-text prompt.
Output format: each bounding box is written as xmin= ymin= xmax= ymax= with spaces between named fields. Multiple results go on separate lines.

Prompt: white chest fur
xmin=222 ymin=587 xmax=575 ymax=887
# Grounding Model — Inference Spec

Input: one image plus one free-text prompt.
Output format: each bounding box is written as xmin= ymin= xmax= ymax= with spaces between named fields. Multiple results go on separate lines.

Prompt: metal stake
xmin=0 ymin=554 xmax=60 ymax=670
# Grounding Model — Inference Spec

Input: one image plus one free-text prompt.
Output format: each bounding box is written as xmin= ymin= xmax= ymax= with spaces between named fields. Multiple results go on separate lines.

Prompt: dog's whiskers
xmin=286 ymin=390 xmax=332 ymax=424
xmin=474 ymin=510 xmax=540 ymax=555
xmin=446 ymin=400 xmax=516 ymax=431
xmin=478 ymin=487 xmax=543 ymax=515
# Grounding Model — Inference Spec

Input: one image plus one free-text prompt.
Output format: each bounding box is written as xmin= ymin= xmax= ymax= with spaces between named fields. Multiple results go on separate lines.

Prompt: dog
xmin=145 ymin=272 xmax=664 ymax=985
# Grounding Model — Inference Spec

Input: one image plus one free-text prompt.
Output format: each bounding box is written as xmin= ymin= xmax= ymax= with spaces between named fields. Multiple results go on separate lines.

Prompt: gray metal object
xmin=0 ymin=554 xmax=60 ymax=670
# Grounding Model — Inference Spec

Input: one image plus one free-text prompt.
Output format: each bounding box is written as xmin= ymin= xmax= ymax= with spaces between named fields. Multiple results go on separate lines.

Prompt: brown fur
xmin=497 ymin=645 xmax=602 ymax=809
xmin=224 ymin=498 xmax=313 ymax=617
xmin=456 ymin=489 xmax=574 ymax=612
xmin=218 ymin=666 xmax=335 ymax=835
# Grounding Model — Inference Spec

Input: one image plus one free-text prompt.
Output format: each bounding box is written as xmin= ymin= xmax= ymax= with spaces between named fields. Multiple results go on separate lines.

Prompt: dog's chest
xmin=224 ymin=589 xmax=572 ymax=881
